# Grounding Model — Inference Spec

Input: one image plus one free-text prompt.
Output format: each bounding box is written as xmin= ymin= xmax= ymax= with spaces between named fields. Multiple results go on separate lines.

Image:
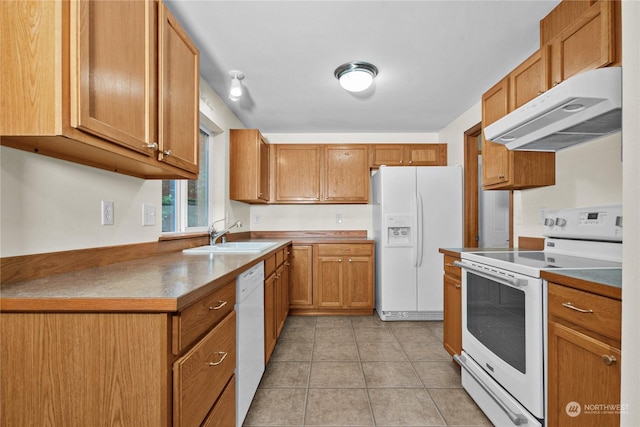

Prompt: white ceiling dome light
xmin=334 ymin=61 xmax=378 ymax=93
xmin=228 ymin=70 xmax=245 ymax=101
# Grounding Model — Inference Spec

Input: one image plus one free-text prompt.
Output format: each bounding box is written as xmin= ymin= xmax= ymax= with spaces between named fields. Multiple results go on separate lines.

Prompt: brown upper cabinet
xmin=548 ymin=0 xmax=618 ymax=86
xmin=324 ymin=145 xmax=369 ymax=203
xmin=369 ymin=144 xmax=447 ymax=168
xmin=0 ymin=0 xmax=199 ymax=179
xmin=481 ymin=67 xmax=556 ymax=190
xmin=480 ymin=0 xmax=620 ymax=190
xmin=230 ymin=129 xmax=270 ymax=203
xmin=272 ymin=144 xmax=323 ymax=203
xmin=271 ymin=144 xmax=369 ymax=204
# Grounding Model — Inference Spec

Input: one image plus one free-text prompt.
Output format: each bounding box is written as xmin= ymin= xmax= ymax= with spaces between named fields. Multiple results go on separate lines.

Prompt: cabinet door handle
xmin=338 ymin=258 xmax=342 ymax=262
xmin=399 ymin=160 xmax=403 ymax=164
xmin=408 ymin=160 xmax=413 ymax=164
xmin=207 ymin=352 xmax=228 ymax=366
xmin=498 ymin=173 xmax=505 ymax=179
xmin=209 ymin=301 xmax=227 ymax=310
xmin=602 ymin=355 xmax=617 ymax=366
xmin=348 ymin=258 xmax=352 ymax=262
xmin=163 ymin=149 xmax=172 ymax=156
xmin=144 ymin=142 xmax=158 ymax=150
xmin=455 ymin=284 xmax=461 ymax=289
xmin=561 ymin=302 xmax=593 ymax=313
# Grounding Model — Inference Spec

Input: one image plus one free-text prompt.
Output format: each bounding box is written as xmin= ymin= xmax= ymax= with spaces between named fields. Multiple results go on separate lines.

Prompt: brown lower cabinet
xmin=0 ymin=280 xmax=237 ymax=427
xmin=547 ymin=282 xmax=621 ymax=427
xmin=264 ymin=245 xmax=291 ymax=364
xmin=288 ymin=242 xmax=374 ymax=316
xmin=440 ymin=250 xmax=462 ymax=358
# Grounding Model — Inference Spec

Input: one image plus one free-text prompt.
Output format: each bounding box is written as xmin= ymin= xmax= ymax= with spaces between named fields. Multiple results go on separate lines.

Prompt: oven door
xmin=457 ymin=260 xmax=545 ymax=420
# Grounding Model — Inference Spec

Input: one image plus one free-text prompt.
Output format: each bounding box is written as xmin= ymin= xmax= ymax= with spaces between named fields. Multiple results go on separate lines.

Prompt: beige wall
xmin=0 ymin=78 xmax=246 ymax=257
xmin=513 ymin=133 xmax=623 ymax=240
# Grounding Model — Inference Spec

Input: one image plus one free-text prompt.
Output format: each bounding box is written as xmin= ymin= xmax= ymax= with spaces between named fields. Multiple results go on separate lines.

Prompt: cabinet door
xmin=549 ymin=0 xmax=616 ymax=85
xmin=72 ymin=0 xmax=156 ymax=155
xmin=510 ymin=49 xmax=549 ymax=109
xmin=158 ymin=2 xmax=199 ymax=174
xmin=274 ymin=145 xmax=322 ymax=202
xmin=345 ymin=256 xmax=373 ymax=308
xmin=275 ymin=265 xmax=287 ymax=337
xmin=482 ymin=76 xmax=510 ymax=129
xmin=443 ymin=274 xmax=462 ymax=357
xmin=229 ymin=129 xmax=270 ymax=203
xmin=315 ymin=256 xmax=344 ymax=308
xmin=259 ymin=137 xmax=271 ymax=201
xmin=403 ymin=144 xmax=447 ymax=166
xmin=324 ymin=145 xmax=369 ymax=203
xmin=547 ymin=321 xmax=621 ymax=427
xmin=370 ymin=145 xmax=405 ymax=167
xmin=289 ymin=245 xmax=313 ymax=307
xmin=264 ymin=272 xmax=277 ymax=364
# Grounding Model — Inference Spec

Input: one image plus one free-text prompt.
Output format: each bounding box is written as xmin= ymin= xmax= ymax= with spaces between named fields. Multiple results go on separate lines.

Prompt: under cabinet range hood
xmin=484 ymin=67 xmax=622 ymax=151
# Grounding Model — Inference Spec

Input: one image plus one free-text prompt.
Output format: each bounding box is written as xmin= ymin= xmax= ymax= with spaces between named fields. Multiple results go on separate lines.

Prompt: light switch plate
xmin=142 ymin=204 xmax=156 ymax=226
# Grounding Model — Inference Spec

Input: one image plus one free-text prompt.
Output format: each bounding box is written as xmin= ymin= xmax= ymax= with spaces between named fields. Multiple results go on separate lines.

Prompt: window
xmin=162 ymin=128 xmax=210 ymax=232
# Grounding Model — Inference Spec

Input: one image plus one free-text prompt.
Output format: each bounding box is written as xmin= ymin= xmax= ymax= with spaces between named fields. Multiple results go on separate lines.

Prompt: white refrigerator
xmin=372 ymin=166 xmax=462 ymax=321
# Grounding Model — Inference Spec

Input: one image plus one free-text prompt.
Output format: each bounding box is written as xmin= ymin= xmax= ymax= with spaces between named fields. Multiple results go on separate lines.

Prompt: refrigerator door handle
xmin=411 ymin=192 xmax=418 ymax=267
xmin=417 ymin=192 xmax=424 ymax=267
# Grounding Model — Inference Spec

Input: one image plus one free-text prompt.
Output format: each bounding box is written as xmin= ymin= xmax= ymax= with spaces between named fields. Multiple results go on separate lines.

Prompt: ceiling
xmin=165 ymin=1 xmax=561 ymax=134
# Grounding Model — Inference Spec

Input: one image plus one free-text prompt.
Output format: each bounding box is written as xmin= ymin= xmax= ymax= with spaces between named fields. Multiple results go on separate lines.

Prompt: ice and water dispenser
xmin=385 ymin=215 xmax=413 ymax=247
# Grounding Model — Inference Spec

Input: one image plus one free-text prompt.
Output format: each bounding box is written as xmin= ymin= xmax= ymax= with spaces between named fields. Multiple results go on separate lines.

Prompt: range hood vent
xmin=484 ymin=67 xmax=622 ymax=151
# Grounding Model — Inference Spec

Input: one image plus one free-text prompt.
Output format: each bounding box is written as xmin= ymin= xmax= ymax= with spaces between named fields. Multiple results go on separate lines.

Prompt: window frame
xmin=161 ymin=126 xmax=213 ymax=234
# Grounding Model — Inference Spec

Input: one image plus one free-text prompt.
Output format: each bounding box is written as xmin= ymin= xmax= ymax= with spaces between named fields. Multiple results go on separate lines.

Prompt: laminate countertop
xmin=0 ymin=240 xmax=293 ymax=313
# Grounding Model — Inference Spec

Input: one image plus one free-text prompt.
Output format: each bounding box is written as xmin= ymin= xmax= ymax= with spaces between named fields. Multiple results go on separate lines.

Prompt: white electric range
xmin=455 ymin=205 xmax=622 ymax=427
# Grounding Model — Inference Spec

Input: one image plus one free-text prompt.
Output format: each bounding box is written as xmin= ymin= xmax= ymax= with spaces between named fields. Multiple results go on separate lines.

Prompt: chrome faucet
xmin=209 ymin=219 xmax=243 ymax=245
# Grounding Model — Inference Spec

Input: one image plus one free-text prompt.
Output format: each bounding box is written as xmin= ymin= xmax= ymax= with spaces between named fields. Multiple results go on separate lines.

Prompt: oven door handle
xmin=454 ymin=354 xmax=529 ymax=426
xmin=454 ymin=261 xmax=528 ymax=288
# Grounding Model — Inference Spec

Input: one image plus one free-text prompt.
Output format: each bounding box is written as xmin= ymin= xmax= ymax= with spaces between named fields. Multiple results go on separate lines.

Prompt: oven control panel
xmin=544 ymin=204 xmax=622 ymax=241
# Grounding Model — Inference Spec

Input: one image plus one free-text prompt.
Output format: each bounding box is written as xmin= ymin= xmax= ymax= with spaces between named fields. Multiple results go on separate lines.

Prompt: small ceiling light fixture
xmin=334 ymin=61 xmax=378 ymax=92
xmin=228 ymin=70 xmax=245 ymax=101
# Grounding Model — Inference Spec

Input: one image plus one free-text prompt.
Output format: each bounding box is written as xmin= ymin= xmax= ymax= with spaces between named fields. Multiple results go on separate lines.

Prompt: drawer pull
xmin=207 ymin=352 xmax=228 ymax=366
xmin=209 ymin=301 xmax=228 ymax=311
xmin=455 ymin=284 xmax=461 ymax=289
xmin=602 ymin=355 xmax=617 ymax=366
xmin=562 ymin=302 xmax=594 ymax=313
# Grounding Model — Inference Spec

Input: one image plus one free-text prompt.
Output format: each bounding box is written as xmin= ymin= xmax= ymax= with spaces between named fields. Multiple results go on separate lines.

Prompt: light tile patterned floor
xmin=243 ymin=313 xmax=493 ymax=426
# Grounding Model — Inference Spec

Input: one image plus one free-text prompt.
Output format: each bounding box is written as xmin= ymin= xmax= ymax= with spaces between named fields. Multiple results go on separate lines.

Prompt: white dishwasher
xmin=235 ymin=261 xmax=265 ymax=427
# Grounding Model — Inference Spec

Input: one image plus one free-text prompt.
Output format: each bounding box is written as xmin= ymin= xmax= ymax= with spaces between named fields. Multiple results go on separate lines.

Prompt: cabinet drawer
xmin=174 ymin=311 xmax=236 ymax=427
xmin=548 ymin=283 xmax=621 ymax=341
xmin=317 ymin=244 xmax=373 ymax=256
xmin=172 ymin=280 xmax=235 ymax=354
xmin=265 ymin=253 xmax=276 ymax=277
xmin=201 ymin=376 xmax=236 ymax=427
xmin=276 ymin=248 xmax=285 ymax=266
xmin=443 ymin=255 xmax=461 ymax=279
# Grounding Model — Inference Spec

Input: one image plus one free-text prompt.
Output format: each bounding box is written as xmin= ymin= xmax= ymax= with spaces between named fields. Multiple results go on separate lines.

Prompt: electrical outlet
xmin=336 ymin=213 xmax=343 ymax=224
xmin=254 ymin=214 xmax=261 ymax=224
xmin=539 ymin=207 xmax=548 ymax=225
xmin=101 ymin=200 xmax=114 ymax=225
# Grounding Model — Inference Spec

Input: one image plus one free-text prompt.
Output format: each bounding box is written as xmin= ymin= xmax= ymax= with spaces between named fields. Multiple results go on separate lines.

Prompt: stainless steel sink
xmin=182 ymin=241 xmax=279 ymax=254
